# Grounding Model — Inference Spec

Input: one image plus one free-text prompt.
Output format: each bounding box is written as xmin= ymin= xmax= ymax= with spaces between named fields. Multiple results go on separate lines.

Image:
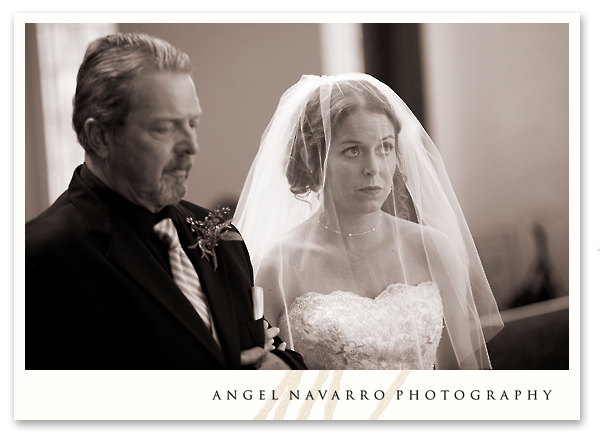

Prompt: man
xmin=25 ymin=32 xmax=305 ymax=370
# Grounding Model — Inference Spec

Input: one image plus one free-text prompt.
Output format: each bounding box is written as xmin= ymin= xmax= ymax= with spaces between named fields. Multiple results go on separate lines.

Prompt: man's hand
xmin=256 ymin=352 xmax=291 ymax=370
xmin=264 ymin=320 xmax=286 ymax=351
xmin=240 ymin=346 xmax=267 ymax=367
xmin=240 ymin=321 xmax=291 ymax=369
xmin=240 ymin=347 xmax=291 ymax=369
xmin=264 ymin=321 xmax=276 ymax=350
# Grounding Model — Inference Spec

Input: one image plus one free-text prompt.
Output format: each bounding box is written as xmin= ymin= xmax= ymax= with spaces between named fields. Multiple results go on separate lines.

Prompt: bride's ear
xmin=83 ymin=118 xmax=112 ymax=159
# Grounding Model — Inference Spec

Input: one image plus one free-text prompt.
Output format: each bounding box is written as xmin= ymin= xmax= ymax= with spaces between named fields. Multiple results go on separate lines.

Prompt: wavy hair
xmin=286 ymin=78 xmax=411 ymax=219
xmin=72 ymin=32 xmax=191 ymax=151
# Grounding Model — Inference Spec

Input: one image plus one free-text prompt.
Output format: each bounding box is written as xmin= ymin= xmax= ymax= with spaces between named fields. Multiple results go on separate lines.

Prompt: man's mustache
xmin=164 ymin=155 xmax=194 ymax=173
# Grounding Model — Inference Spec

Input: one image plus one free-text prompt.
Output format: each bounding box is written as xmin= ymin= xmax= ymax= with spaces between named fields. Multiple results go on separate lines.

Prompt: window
xmin=35 ymin=23 xmax=117 ymax=204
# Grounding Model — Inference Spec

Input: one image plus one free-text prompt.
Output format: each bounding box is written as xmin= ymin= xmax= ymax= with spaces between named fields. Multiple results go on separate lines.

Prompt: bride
xmin=234 ymin=73 xmax=503 ymax=370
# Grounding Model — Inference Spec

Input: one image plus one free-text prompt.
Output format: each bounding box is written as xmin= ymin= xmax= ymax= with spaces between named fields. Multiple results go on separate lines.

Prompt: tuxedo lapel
xmin=171 ymin=209 xmax=242 ymax=369
xmin=106 ymin=221 xmax=226 ymax=366
xmin=68 ymin=171 xmax=226 ymax=366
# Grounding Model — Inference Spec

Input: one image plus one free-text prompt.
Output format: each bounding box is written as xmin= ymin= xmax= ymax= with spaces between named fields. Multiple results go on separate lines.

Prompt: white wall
xmin=25 ymin=23 xmax=322 ymax=220
xmin=26 ymin=22 xmax=569 ymax=308
xmin=118 ymin=23 xmax=322 ymax=210
xmin=421 ymin=24 xmax=569 ymax=307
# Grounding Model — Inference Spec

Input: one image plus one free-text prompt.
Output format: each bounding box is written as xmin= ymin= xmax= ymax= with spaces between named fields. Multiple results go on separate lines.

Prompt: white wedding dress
xmin=278 ymin=281 xmax=444 ymax=370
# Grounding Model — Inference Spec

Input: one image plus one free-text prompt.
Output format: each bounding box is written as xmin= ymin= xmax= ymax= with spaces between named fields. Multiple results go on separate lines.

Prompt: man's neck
xmin=83 ymin=158 xmax=162 ymax=213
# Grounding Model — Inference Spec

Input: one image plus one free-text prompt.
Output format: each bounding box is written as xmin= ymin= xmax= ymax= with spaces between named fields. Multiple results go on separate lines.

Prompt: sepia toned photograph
xmin=14 ymin=13 xmax=579 ymax=422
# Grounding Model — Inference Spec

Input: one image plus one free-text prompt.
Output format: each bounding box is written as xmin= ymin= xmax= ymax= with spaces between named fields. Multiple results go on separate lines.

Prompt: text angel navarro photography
xmin=212 ymin=389 xmax=553 ymax=402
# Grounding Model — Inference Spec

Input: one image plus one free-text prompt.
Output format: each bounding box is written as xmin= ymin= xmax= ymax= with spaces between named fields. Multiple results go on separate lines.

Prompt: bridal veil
xmin=233 ymin=73 xmax=503 ymax=369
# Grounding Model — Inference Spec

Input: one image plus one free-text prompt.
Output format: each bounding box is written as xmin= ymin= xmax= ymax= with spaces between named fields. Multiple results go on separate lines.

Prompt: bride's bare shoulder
xmin=386 ymin=213 xmax=430 ymax=239
xmin=254 ymin=220 xmax=315 ymax=298
xmin=387 ymin=213 xmax=456 ymax=253
xmin=256 ymin=219 xmax=316 ymax=262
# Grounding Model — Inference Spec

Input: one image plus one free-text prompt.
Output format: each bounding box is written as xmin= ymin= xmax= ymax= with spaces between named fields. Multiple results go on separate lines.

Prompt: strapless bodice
xmin=278 ymin=281 xmax=443 ymax=370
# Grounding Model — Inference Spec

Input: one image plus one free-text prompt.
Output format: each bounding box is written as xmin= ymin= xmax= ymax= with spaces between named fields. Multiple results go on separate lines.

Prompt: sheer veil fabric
xmin=234 ymin=73 xmax=503 ymax=369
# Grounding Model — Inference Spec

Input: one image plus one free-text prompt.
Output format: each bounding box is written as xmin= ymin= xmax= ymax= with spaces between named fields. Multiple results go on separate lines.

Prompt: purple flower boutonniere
xmin=186 ymin=207 xmax=243 ymax=271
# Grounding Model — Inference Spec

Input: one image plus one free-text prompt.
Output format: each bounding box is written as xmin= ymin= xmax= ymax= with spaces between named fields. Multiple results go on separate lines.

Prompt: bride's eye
xmin=343 ymin=146 xmax=360 ymax=157
xmin=380 ymin=142 xmax=395 ymax=154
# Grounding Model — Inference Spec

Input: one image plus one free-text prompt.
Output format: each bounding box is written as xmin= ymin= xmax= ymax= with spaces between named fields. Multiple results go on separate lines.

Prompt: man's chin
xmin=150 ymin=182 xmax=188 ymax=209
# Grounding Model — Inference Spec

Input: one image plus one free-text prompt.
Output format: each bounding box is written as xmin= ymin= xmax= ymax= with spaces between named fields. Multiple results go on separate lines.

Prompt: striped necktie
xmin=153 ymin=218 xmax=220 ymax=346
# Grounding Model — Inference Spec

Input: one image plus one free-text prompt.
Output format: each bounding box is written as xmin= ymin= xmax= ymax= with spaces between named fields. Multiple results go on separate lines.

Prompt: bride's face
xmin=324 ymin=109 xmax=397 ymax=216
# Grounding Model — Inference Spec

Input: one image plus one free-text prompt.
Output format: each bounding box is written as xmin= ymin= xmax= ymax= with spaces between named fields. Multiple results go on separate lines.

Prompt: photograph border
xmin=13 ymin=11 xmax=580 ymax=421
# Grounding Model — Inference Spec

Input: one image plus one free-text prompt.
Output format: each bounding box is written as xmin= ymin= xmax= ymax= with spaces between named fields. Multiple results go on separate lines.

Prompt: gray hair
xmin=72 ymin=32 xmax=192 ymax=150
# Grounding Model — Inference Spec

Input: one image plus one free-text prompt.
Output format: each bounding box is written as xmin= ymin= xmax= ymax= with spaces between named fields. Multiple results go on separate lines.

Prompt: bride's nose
xmin=362 ymin=151 xmax=380 ymax=176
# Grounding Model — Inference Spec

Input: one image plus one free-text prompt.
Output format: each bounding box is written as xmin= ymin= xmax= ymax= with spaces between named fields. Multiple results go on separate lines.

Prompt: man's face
xmin=105 ymin=71 xmax=202 ymax=212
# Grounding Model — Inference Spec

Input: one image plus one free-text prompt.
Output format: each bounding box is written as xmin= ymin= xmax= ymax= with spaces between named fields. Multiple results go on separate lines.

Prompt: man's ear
xmin=83 ymin=118 xmax=112 ymax=159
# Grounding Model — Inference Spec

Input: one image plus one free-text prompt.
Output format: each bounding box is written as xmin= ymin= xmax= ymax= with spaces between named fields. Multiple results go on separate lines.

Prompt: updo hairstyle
xmin=285 ymin=78 xmax=411 ymax=218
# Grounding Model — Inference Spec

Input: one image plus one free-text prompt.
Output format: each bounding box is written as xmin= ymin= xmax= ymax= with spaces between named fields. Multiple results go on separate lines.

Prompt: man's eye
xmin=153 ymin=124 xmax=173 ymax=134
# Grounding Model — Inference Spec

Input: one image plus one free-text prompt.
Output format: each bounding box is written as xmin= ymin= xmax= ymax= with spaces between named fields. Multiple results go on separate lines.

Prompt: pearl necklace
xmin=316 ymin=213 xmax=382 ymax=237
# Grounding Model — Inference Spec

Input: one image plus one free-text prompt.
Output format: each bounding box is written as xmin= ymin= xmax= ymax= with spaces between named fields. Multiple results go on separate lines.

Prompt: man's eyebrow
xmin=149 ymin=113 xmax=202 ymax=122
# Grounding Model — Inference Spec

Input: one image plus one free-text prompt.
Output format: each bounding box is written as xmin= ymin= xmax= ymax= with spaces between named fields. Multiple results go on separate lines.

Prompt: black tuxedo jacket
xmin=25 ymin=166 xmax=305 ymax=370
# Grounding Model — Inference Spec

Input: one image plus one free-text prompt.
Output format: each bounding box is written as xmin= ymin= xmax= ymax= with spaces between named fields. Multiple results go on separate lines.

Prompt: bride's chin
xmin=358 ymin=199 xmax=387 ymax=213
xmin=326 ymin=196 xmax=386 ymax=217
xmin=348 ymin=205 xmax=384 ymax=217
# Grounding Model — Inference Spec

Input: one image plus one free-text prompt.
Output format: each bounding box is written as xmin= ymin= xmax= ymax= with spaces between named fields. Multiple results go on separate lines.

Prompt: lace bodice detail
xmin=278 ymin=281 xmax=444 ymax=370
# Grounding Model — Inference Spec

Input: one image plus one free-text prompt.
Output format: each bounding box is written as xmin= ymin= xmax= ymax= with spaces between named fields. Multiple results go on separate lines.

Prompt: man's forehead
xmin=129 ymin=71 xmax=201 ymax=116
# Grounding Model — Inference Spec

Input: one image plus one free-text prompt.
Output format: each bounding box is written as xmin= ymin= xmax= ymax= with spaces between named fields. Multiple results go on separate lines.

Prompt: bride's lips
xmin=358 ymin=186 xmax=382 ymax=195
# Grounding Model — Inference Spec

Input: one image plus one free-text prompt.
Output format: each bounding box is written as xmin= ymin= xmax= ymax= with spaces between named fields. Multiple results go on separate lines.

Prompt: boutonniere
xmin=186 ymin=207 xmax=243 ymax=271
